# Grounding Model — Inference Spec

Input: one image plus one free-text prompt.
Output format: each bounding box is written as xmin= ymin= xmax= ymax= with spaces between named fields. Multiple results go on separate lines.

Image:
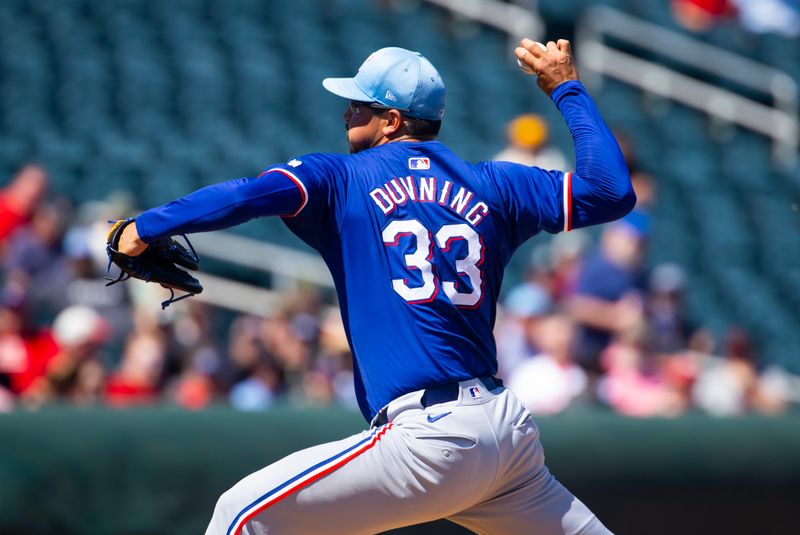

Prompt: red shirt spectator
xmin=0 ymin=328 xmax=60 ymax=394
xmin=105 ymin=332 xmax=165 ymax=406
xmin=0 ymin=165 xmax=48 ymax=242
xmin=0 ymin=290 xmax=60 ymax=395
xmin=672 ymin=0 xmax=736 ymax=31
xmin=105 ymin=377 xmax=160 ymax=406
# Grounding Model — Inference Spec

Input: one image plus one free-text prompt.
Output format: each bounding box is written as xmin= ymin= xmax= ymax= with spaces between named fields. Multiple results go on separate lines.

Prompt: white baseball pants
xmin=206 ymin=378 xmax=612 ymax=535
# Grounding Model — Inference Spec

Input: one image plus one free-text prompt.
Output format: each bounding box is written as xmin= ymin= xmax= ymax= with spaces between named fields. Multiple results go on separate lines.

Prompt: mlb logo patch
xmin=468 ymin=386 xmax=482 ymax=399
xmin=408 ymin=157 xmax=430 ymax=170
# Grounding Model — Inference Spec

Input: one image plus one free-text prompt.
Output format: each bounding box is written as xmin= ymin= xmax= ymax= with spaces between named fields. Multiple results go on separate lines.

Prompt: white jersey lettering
xmin=419 ymin=177 xmax=436 ymax=202
xmin=465 ymin=202 xmax=489 ymax=226
xmin=371 ymin=176 xmax=491 ymax=227
xmin=370 ymin=188 xmax=395 ymax=215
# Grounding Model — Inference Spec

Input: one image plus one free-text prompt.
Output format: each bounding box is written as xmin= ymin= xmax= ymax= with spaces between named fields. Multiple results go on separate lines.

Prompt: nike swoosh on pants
xmin=426 ymin=412 xmax=451 ymax=423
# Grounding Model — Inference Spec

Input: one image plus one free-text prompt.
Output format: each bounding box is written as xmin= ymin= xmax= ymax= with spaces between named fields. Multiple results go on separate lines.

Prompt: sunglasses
xmin=348 ymin=100 xmax=392 ymax=115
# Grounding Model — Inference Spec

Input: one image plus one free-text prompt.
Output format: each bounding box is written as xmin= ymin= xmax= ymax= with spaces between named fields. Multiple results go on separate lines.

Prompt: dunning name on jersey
xmin=369 ymin=176 xmax=489 ymax=226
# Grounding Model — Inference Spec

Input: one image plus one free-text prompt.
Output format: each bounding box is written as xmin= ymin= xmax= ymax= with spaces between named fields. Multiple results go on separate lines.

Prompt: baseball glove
xmin=106 ymin=218 xmax=203 ymax=309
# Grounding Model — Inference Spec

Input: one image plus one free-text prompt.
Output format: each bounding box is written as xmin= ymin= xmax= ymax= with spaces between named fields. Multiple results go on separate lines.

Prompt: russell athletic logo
xmin=408 ymin=157 xmax=430 ymax=170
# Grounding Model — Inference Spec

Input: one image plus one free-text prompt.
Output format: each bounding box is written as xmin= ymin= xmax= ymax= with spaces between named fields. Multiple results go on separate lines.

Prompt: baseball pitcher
xmin=108 ymin=39 xmax=633 ymax=534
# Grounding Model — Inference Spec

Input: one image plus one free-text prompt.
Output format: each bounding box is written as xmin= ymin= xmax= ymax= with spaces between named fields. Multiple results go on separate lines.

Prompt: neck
xmin=373 ymin=135 xmax=433 ymax=148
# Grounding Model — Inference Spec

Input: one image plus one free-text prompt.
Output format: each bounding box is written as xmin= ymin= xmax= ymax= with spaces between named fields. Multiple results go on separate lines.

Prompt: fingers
xmin=516 ymin=37 xmax=579 ymax=95
xmin=516 ymin=38 xmax=574 ymax=70
xmin=516 ymin=38 xmax=551 ymax=75
xmin=520 ymin=38 xmax=547 ymax=56
xmin=519 ymin=38 xmax=572 ymax=56
xmin=514 ymin=47 xmax=538 ymax=75
xmin=514 ymin=46 xmax=535 ymax=64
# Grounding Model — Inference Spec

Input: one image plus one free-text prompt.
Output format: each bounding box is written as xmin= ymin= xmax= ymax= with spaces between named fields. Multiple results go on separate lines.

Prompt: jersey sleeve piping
xmin=259 ymin=168 xmax=309 ymax=217
xmin=563 ymin=171 xmax=573 ymax=232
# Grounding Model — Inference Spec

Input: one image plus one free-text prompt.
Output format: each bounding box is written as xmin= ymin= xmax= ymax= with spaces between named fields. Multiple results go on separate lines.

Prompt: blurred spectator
xmin=318 ymin=308 xmax=357 ymax=407
xmin=567 ymin=214 xmax=648 ymax=373
xmin=646 ymin=263 xmax=694 ymax=355
xmin=0 ymin=283 xmax=60 ymax=396
xmin=597 ymin=322 xmax=686 ymax=417
xmin=3 ymin=200 xmax=71 ymax=317
xmin=693 ymin=328 xmax=789 ymax=416
xmin=671 ymin=0 xmax=735 ymax=32
xmin=614 ymin=131 xmax=640 ymax=176
xmin=0 ymin=165 xmax=48 ymax=245
xmin=672 ymin=0 xmax=800 ymax=35
xmin=614 ymin=131 xmax=656 ymax=225
xmin=0 ymin=384 xmax=14 ymax=412
xmin=731 ymin=0 xmax=800 ymax=36
xmin=22 ymin=305 xmax=109 ymax=407
xmin=16 ymin=306 xmax=109 ymax=407
xmin=507 ymin=314 xmax=588 ymax=415
xmin=496 ymin=281 xmax=553 ymax=377
xmin=226 ymin=312 xmax=288 ymax=410
xmin=260 ymin=311 xmax=314 ymax=398
xmin=227 ymin=315 xmax=271 ymax=384
xmin=302 ymin=368 xmax=336 ymax=406
xmin=547 ymin=230 xmax=590 ymax=301
xmin=655 ymin=328 xmax=714 ymax=408
xmin=105 ymin=331 xmax=166 ymax=406
xmin=229 ymin=356 xmax=283 ymax=411
xmin=164 ymin=302 xmax=223 ymax=410
xmin=630 ymin=171 xmax=656 ymax=214
xmin=493 ymin=113 xmax=569 ymax=171
xmin=60 ymin=200 xmax=134 ymax=338
xmin=163 ymin=301 xmax=223 ymax=399
xmin=171 ymin=367 xmax=217 ymax=409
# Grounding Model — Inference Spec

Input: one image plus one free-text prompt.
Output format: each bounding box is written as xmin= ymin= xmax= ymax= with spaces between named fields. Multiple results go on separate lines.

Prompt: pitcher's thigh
xmin=449 ymin=468 xmax=613 ymax=535
xmin=206 ymin=426 xmax=397 ymax=535
xmin=206 ymin=423 xmax=479 ymax=535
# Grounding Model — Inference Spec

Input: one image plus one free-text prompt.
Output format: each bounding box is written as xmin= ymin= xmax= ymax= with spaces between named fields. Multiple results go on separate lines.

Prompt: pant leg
xmin=205 ymin=413 xmax=497 ymax=535
xmin=447 ymin=389 xmax=613 ymax=535
xmin=448 ymin=466 xmax=613 ymax=535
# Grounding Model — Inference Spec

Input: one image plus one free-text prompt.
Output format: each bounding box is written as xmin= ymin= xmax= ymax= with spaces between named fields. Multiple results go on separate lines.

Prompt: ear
xmin=381 ymin=109 xmax=405 ymax=137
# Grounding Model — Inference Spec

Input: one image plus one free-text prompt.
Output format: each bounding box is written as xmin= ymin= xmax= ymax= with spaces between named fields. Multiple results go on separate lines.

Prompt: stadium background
xmin=1 ymin=0 xmax=799 ymax=533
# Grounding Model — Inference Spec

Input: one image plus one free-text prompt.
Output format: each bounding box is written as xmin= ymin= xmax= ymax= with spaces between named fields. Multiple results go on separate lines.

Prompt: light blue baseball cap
xmin=323 ymin=47 xmax=445 ymax=121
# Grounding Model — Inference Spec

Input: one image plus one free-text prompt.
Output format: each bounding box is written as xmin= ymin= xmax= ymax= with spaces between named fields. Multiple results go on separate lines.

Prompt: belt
xmin=372 ymin=376 xmax=503 ymax=427
xmin=420 ymin=376 xmax=503 ymax=407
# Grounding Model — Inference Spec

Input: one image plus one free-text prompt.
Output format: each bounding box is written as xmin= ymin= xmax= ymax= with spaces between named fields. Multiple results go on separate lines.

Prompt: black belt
xmin=420 ymin=376 xmax=503 ymax=407
xmin=372 ymin=376 xmax=503 ymax=427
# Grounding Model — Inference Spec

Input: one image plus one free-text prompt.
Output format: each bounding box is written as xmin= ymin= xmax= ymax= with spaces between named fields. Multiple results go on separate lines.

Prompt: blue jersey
xmin=135 ymin=81 xmax=634 ymax=420
xmin=273 ymin=143 xmax=567 ymax=419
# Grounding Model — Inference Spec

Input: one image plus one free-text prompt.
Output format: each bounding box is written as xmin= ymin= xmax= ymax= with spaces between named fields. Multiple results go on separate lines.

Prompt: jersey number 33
xmin=382 ymin=219 xmax=485 ymax=308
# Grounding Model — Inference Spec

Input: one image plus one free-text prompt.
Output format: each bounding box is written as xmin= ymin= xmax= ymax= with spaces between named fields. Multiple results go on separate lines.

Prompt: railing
xmin=422 ymin=0 xmax=544 ymax=45
xmin=190 ymin=232 xmax=333 ymax=289
xmin=184 ymin=232 xmax=333 ymax=315
xmin=576 ymin=6 xmax=799 ymax=168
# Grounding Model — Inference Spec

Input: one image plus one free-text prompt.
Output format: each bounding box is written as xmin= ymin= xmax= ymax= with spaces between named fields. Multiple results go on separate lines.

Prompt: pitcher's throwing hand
xmin=515 ymin=38 xmax=579 ymax=96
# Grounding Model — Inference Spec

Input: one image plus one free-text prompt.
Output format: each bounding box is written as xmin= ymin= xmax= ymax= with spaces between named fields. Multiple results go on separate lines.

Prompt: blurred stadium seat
xmin=1 ymin=0 xmax=799 ymax=370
